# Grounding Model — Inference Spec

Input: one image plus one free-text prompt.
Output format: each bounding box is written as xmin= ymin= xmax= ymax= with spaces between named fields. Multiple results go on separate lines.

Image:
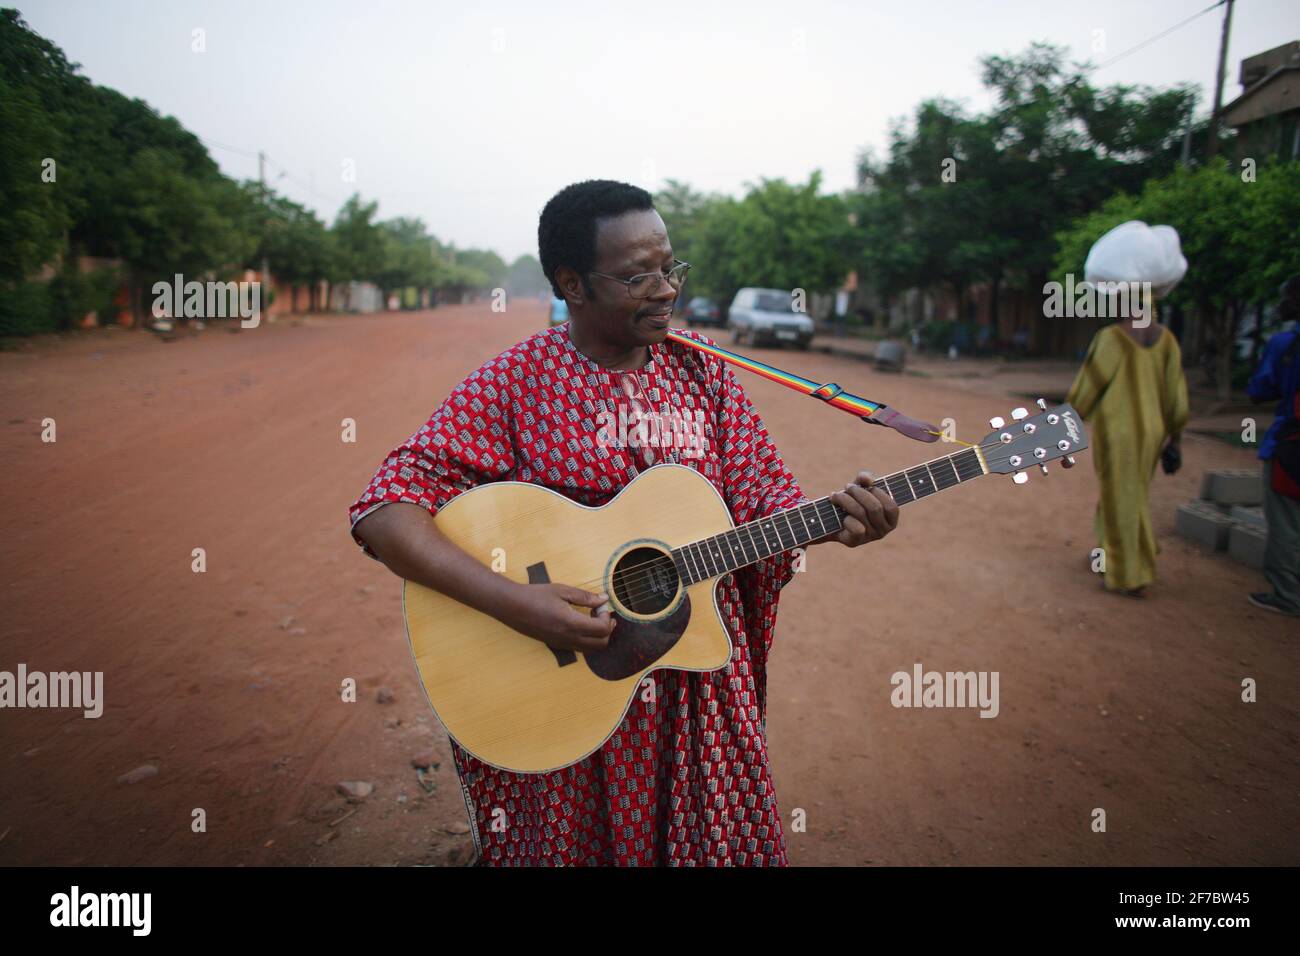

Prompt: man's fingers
xmin=831 ymin=489 xmax=867 ymax=527
xmin=846 ymin=483 xmax=891 ymax=537
xmin=839 ymin=515 xmax=867 ymax=541
xmin=830 ymin=471 xmax=900 ymax=545
xmin=575 ymin=603 xmax=616 ymax=636
xmin=871 ymin=486 xmax=900 ymax=530
xmin=558 ymin=585 xmax=608 ymax=608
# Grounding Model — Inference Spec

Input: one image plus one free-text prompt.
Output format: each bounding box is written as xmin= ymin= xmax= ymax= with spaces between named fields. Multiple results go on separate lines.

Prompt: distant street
xmin=0 ymin=302 xmax=1293 ymax=865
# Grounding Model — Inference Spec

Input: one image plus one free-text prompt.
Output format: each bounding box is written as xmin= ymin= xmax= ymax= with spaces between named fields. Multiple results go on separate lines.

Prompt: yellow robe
xmin=1065 ymin=323 xmax=1189 ymax=592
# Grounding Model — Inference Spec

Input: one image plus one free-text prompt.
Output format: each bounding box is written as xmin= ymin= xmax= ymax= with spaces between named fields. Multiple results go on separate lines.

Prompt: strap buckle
xmin=812 ymin=382 xmax=844 ymax=402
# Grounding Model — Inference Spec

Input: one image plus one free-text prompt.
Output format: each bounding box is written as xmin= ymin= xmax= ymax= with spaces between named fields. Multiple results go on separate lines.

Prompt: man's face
xmin=565 ymin=208 xmax=679 ymax=349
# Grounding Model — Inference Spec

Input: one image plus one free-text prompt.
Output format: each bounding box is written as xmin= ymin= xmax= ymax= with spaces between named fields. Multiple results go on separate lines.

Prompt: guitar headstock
xmin=979 ymin=400 xmax=1088 ymax=484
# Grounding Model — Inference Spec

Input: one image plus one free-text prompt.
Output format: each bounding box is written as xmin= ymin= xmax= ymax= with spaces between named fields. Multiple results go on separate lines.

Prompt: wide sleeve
xmin=1066 ymin=326 xmax=1122 ymax=421
xmin=714 ymin=363 xmax=809 ymax=594
xmin=348 ymin=356 xmax=517 ymax=558
xmin=1162 ymin=332 xmax=1190 ymax=437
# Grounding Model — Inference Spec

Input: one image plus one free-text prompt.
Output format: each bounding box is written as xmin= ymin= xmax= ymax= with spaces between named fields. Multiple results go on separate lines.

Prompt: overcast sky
xmin=15 ymin=0 xmax=1300 ymax=262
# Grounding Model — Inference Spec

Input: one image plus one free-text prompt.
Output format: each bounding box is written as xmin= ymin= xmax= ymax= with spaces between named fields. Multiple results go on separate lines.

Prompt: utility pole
xmin=1205 ymin=0 xmax=1235 ymax=161
xmin=259 ymin=150 xmax=272 ymax=321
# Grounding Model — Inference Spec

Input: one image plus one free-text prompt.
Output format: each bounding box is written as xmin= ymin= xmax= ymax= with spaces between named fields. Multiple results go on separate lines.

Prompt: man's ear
xmin=555 ymin=266 xmax=590 ymax=307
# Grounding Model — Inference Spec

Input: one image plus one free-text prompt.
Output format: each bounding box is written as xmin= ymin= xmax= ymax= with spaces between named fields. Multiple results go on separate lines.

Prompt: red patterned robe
xmin=348 ymin=324 xmax=808 ymax=866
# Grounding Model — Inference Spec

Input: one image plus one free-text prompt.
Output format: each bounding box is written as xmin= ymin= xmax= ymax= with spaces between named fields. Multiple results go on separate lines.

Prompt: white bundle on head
xmin=1084 ymin=220 xmax=1188 ymax=300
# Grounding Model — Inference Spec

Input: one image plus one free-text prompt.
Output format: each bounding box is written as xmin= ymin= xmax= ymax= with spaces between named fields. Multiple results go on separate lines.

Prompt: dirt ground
xmin=1 ymin=302 xmax=1295 ymax=866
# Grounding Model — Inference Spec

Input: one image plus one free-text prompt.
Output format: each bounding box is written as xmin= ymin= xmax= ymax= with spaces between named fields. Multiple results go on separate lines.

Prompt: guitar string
xmin=587 ymin=435 xmax=1027 ymax=594
xmin=584 ymin=419 xmax=1053 ymax=605
xmin=600 ymin=469 xmax=979 ymax=606
xmin=577 ymin=446 xmax=992 ymax=597
xmin=573 ymin=439 xmax=1057 ymax=603
xmin=561 ymin=440 xmax=1066 ymax=606
xmin=553 ymin=447 xmax=998 ymax=606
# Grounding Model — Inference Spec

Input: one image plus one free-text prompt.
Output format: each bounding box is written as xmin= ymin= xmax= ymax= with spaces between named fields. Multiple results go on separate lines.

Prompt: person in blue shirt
xmin=548 ymin=296 xmax=569 ymax=327
xmin=1246 ymin=276 xmax=1300 ymax=617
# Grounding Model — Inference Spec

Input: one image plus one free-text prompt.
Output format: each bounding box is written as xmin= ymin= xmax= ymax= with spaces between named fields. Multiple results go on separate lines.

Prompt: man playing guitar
xmin=349 ymin=179 xmax=898 ymax=866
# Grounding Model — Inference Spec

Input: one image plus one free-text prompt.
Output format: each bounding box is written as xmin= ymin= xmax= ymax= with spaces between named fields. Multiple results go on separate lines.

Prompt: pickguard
xmin=584 ymin=597 xmax=692 ymax=681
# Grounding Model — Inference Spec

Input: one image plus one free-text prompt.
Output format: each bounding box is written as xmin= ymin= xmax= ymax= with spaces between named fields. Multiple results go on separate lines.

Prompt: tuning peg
xmin=1038 ymin=463 xmax=1049 ymax=476
xmin=1012 ymin=471 xmax=1029 ymax=484
xmin=989 ymin=415 xmax=1006 ymax=429
xmin=1011 ymin=407 xmax=1029 ymax=421
xmin=1062 ymin=456 xmax=1076 ymax=469
xmin=1036 ymin=398 xmax=1048 ymax=411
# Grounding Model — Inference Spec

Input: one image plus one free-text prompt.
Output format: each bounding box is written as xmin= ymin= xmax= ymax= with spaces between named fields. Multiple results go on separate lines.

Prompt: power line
xmin=263 ymin=155 xmax=345 ymax=206
xmin=195 ymin=134 xmax=260 ymax=161
xmin=1088 ymin=0 xmax=1227 ymax=74
xmin=196 ymin=134 xmax=343 ymax=207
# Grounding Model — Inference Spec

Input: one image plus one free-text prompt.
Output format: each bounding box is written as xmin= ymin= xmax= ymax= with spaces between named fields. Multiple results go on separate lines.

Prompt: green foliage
xmin=654 ymin=179 xmax=717 ymax=275
xmin=0 ymin=12 xmax=511 ymax=331
xmin=0 ymin=266 xmax=119 ymax=336
xmin=48 ymin=265 xmax=119 ymax=327
xmin=0 ymin=280 xmax=54 ymax=336
xmin=112 ymin=148 xmax=253 ymax=280
xmin=505 ymin=254 xmax=548 ymax=297
xmin=331 ymin=194 xmax=386 ymax=283
xmin=1054 ymin=161 xmax=1300 ymax=397
xmin=239 ymin=182 xmax=336 ymax=284
xmin=673 ymin=172 xmax=853 ymax=308
xmin=1053 ymin=163 xmax=1300 ymax=311
xmin=0 ymin=75 xmax=68 ymax=282
xmin=853 ymin=43 xmax=1200 ymax=307
xmin=454 ymin=248 xmax=507 ymax=289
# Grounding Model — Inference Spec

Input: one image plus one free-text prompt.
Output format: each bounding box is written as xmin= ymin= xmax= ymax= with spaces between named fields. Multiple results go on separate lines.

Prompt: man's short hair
xmin=538 ymin=180 xmax=654 ymax=299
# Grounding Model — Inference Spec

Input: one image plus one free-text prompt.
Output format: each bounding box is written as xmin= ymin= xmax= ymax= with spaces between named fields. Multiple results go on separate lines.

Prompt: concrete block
xmin=1200 ymin=469 xmax=1264 ymax=507
xmin=1229 ymin=505 xmax=1265 ymax=530
xmin=1228 ymin=521 xmax=1267 ymax=569
xmin=1176 ymin=501 xmax=1233 ymax=551
xmin=874 ymin=340 xmax=906 ymax=371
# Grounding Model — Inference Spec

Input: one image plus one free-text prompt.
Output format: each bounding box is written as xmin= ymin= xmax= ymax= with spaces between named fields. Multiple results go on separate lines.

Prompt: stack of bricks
xmin=1175 ymin=470 xmax=1266 ymax=569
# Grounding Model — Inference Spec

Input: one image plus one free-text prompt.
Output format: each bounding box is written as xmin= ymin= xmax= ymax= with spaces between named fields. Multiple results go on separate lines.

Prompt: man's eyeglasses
xmin=588 ymin=259 xmax=691 ymax=299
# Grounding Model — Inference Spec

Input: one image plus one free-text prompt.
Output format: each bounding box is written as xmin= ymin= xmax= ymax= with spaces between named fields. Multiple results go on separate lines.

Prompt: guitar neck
xmin=671 ymin=445 xmax=986 ymax=586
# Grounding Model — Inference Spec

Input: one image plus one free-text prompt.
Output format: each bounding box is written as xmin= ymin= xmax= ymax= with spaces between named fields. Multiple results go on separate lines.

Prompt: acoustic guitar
xmin=403 ymin=400 xmax=1088 ymax=773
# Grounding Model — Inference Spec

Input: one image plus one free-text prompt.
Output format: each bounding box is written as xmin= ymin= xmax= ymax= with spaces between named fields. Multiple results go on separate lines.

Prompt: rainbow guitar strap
xmin=665 ymin=330 xmax=941 ymax=444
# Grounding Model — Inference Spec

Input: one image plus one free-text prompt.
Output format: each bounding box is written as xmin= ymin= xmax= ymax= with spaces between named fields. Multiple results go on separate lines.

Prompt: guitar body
xmin=403 ymin=463 xmax=736 ymax=774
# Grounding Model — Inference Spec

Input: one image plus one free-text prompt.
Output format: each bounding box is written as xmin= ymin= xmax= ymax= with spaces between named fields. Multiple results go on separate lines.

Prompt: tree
xmin=112 ymin=148 xmax=253 ymax=321
xmin=654 ymin=179 xmax=717 ymax=273
xmin=374 ymin=218 xmax=438 ymax=302
xmin=689 ymin=172 xmax=854 ymax=312
xmin=237 ymin=182 xmax=337 ymax=310
xmin=0 ymin=76 xmax=67 ymax=283
xmin=454 ymin=248 xmax=507 ymax=289
xmin=331 ymin=194 xmax=387 ymax=301
xmin=0 ymin=10 xmax=522 ymax=330
xmin=506 ymin=254 xmax=548 ymax=298
xmin=852 ymin=43 xmax=1200 ymax=344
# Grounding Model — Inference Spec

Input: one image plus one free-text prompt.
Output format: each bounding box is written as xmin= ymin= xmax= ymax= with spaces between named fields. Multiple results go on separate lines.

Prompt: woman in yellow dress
xmin=1066 ymin=312 xmax=1189 ymax=596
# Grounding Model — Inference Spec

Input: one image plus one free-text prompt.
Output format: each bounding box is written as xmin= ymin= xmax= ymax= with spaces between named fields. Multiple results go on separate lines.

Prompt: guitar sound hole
xmin=612 ymin=547 xmax=680 ymax=616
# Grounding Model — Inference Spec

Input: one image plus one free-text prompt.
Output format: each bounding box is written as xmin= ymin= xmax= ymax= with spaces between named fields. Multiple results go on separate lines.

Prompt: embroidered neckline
xmin=558 ymin=324 xmax=658 ymax=377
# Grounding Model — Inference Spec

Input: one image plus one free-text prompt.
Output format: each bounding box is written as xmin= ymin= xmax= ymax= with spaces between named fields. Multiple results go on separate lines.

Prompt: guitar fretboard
xmin=671 ymin=446 xmax=985 ymax=586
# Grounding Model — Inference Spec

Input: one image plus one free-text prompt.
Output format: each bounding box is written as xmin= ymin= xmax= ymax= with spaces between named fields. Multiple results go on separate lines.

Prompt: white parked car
xmin=727 ymin=287 xmax=814 ymax=349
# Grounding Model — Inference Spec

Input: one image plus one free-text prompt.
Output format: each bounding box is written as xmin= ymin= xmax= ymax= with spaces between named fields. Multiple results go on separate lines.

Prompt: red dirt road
xmin=1 ymin=303 xmax=1295 ymax=866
